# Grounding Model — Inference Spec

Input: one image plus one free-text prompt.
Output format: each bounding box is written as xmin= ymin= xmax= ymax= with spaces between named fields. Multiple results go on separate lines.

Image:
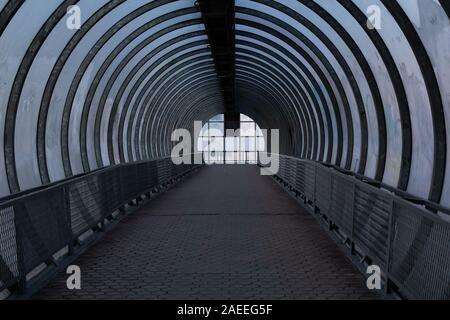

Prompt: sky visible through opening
xmin=198 ymin=114 xmax=265 ymax=164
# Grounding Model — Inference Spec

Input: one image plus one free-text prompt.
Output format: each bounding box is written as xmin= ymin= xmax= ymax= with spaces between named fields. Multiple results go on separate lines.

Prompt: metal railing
xmin=269 ymin=154 xmax=450 ymax=300
xmin=0 ymin=157 xmax=202 ymax=297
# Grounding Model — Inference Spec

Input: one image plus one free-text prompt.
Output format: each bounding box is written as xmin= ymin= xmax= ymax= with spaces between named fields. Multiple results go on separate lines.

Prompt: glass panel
xmin=225 ymin=137 xmax=238 ymax=151
xmin=209 ymin=136 xmax=224 ymax=151
xmin=209 ymin=114 xmax=224 ymax=122
xmin=198 ymin=137 xmax=210 ymax=152
xmin=225 ymin=152 xmax=236 ymax=164
xmin=248 ymin=152 xmax=257 ymax=163
xmin=240 ymin=114 xmax=253 ymax=122
xmin=257 ymin=137 xmax=265 ymax=151
xmin=209 ymin=151 xmax=224 ymax=164
xmin=209 ymin=122 xmax=224 ymax=136
xmin=240 ymin=122 xmax=255 ymax=136
xmin=237 ymin=152 xmax=247 ymax=164
xmin=256 ymin=126 xmax=263 ymax=137
xmin=240 ymin=137 xmax=256 ymax=151
xmin=199 ymin=123 xmax=209 ymax=137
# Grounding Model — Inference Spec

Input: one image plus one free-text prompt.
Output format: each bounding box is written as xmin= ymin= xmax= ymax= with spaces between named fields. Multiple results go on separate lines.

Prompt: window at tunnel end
xmin=198 ymin=113 xmax=265 ymax=165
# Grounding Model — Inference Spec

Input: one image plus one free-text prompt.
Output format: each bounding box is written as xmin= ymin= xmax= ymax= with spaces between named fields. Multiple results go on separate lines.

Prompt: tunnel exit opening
xmin=197 ymin=114 xmax=265 ymax=165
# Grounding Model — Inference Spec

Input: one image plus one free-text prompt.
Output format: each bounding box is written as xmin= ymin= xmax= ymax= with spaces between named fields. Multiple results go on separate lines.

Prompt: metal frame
xmin=269 ymin=154 xmax=450 ymax=300
xmin=0 ymin=157 xmax=202 ymax=298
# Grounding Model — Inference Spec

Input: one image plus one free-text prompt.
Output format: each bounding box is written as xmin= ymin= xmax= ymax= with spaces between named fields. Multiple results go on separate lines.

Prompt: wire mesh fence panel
xmin=0 ymin=205 xmax=18 ymax=290
xmin=121 ymin=164 xmax=139 ymax=202
xmin=315 ymin=166 xmax=332 ymax=216
xmin=304 ymin=161 xmax=316 ymax=202
xmin=274 ymin=155 xmax=450 ymax=299
xmin=0 ymin=157 xmax=200 ymax=295
xmin=101 ymin=168 xmax=124 ymax=213
xmin=294 ymin=160 xmax=305 ymax=195
xmin=145 ymin=161 xmax=159 ymax=190
xmin=13 ymin=186 xmax=69 ymax=275
xmin=389 ymin=199 xmax=450 ymax=300
xmin=68 ymin=175 xmax=105 ymax=237
xmin=353 ymin=182 xmax=392 ymax=268
xmin=329 ymin=173 xmax=354 ymax=237
xmin=135 ymin=163 xmax=149 ymax=192
xmin=157 ymin=158 xmax=171 ymax=185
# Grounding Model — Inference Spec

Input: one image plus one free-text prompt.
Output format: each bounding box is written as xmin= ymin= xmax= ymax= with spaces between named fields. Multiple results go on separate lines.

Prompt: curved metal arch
xmin=236 ymin=25 xmax=333 ymax=162
xmin=111 ymin=57 xmax=213 ymax=161
xmin=146 ymin=73 xmax=221 ymax=158
xmin=334 ymin=0 xmax=413 ymax=191
xmin=127 ymin=48 xmax=213 ymax=161
xmin=129 ymin=51 xmax=212 ymax=161
xmin=135 ymin=61 xmax=219 ymax=158
xmin=251 ymin=0 xmax=373 ymax=175
xmin=91 ymin=32 xmax=208 ymax=168
xmin=0 ymin=1 xmax=24 ymax=37
xmin=59 ymin=0 xmax=182 ymax=176
xmin=137 ymin=66 xmax=217 ymax=158
xmin=179 ymin=95 xmax=225 ymax=131
xmin=80 ymin=15 xmax=205 ymax=165
xmin=293 ymin=0 xmax=387 ymax=180
xmin=235 ymin=78 xmax=297 ymax=154
xmin=235 ymin=90 xmax=282 ymax=130
xmin=4 ymin=0 xmax=78 ymax=193
xmin=380 ymin=0 xmax=446 ymax=202
xmin=235 ymin=62 xmax=307 ymax=154
xmin=36 ymin=0 xmax=125 ymax=185
xmin=173 ymin=93 xmax=226 ymax=139
xmin=235 ymin=61 xmax=308 ymax=157
xmin=236 ymin=40 xmax=323 ymax=161
xmin=134 ymin=55 xmax=217 ymax=158
xmin=234 ymin=86 xmax=296 ymax=154
xmin=158 ymin=87 xmax=224 ymax=158
xmin=146 ymin=76 xmax=222 ymax=158
xmin=236 ymin=7 xmax=346 ymax=165
xmin=235 ymin=83 xmax=289 ymax=129
xmin=117 ymin=52 xmax=213 ymax=162
xmin=103 ymin=20 xmax=208 ymax=163
xmin=236 ymin=1 xmax=366 ymax=172
xmin=235 ymin=70 xmax=298 ymax=132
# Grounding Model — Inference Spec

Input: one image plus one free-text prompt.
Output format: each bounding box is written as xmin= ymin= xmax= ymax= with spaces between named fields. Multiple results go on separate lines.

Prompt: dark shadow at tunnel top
xmin=34 ymin=165 xmax=378 ymax=300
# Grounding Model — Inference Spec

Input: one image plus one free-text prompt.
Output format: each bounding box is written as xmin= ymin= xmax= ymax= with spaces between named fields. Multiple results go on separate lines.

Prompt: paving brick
xmin=34 ymin=165 xmax=380 ymax=300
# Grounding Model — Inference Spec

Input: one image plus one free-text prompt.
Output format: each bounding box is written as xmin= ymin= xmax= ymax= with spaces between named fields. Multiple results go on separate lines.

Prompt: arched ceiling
xmin=1 ymin=0 xmax=450 ymax=209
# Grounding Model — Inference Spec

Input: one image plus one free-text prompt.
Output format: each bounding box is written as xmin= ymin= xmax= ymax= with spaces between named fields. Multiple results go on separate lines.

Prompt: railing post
xmin=13 ymin=203 xmax=27 ymax=295
xmin=63 ymin=185 xmax=74 ymax=256
xmin=385 ymin=198 xmax=395 ymax=294
xmin=118 ymin=165 xmax=125 ymax=214
xmin=350 ymin=180 xmax=356 ymax=255
xmin=313 ymin=162 xmax=317 ymax=210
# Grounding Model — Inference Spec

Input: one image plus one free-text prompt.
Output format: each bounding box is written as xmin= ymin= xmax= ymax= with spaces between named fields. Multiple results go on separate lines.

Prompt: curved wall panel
xmin=0 ymin=0 xmax=449 ymax=209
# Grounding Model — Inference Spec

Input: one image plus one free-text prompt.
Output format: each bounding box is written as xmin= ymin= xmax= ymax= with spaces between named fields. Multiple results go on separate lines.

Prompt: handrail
xmin=271 ymin=153 xmax=450 ymax=216
xmin=0 ymin=156 xmax=202 ymax=298
xmin=0 ymin=155 xmax=188 ymax=205
xmin=267 ymin=154 xmax=450 ymax=300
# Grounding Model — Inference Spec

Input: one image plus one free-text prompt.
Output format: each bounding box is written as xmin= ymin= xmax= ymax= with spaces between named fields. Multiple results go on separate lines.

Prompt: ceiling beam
xmin=197 ymin=0 xmax=236 ymax=125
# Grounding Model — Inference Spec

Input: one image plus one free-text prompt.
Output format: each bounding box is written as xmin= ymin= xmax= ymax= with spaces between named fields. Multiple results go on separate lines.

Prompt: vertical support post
xmin=385 ymin=198 xmax=395 ymax=294
xmin=13 ymin=203 xmax=26 ymax=295
xmin=350 ymin=180 xmax=356 ymax=255
xmin=63 ymin=185 xmax=74 ymax=256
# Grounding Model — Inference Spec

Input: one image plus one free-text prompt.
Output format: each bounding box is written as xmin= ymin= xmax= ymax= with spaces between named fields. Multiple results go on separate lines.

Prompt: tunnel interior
xmin=1 ymin=0 xmax=450 ymax=207
xmin=1 ymin=0 xmax=450 ymax=302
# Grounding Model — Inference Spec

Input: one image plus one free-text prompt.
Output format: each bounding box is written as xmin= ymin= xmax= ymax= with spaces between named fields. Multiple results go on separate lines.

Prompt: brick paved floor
xmin=34 ymin=165 xmax=379 ymax=300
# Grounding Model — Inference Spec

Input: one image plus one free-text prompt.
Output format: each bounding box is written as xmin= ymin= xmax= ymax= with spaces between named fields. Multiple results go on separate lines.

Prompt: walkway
xmin=34 ymin=165 xmax=377 ymax=300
